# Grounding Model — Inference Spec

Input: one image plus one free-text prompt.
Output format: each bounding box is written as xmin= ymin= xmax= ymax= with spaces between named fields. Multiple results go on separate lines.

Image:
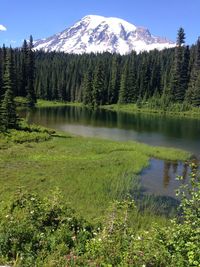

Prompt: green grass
xmin=0 ymin=129 xmax=190 ymax=221
xmin=102 ymin=103 xmax=200 ymax=119
xmin=15 ymin=97 xmax=200 ymax=118
xmin=36 ymin=99 xmax=83 ymax=108
xmin=15 ymin=97 xmax=82 ymax=108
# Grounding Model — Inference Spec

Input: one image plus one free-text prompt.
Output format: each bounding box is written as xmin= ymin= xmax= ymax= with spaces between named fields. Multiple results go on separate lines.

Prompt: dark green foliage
xmin=92 ymin=60 xmax=106 ymax=107
xmin=0 ymin=189 xmax=93 ymax=266
xmin=0 ymin=50 xmax=17 ymax=131
xmin=0 ymin=88 xmax=17 ymax=130
xmin=0 ymin=29 xmax=200 ymax=109
xmin=20 ymin=40 xmax=29 ymax=97
xmin=186 ymin=38 xmax=200 ymax=106
xmin=170 ymin=28 xmax=189 ymax=102
xmin=26 ymin=35 xmax=36 ymax=107
xmin=82 ymin=68 xmax=93 ymax=106
xmin=177 ymin=27 xmax=185 ymax=46
xmin=118 ymin=53 xmax=137 ymax=104
xmin=191 ymin=73 xmax=200 ymax=106
xmin=108 ymin=54 xmax=120 ymax=104
xmin=118 ymin=60 xmax=128 ymax=104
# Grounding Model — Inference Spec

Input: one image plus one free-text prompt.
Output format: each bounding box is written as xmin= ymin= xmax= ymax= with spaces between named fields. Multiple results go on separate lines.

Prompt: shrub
xmin=0 ymin=189 xmax=93 ymax=267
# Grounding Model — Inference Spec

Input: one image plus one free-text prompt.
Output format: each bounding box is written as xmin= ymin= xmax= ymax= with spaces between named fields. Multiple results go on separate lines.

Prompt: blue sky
xmin=0 ymin=0 xmax=199 ymax=47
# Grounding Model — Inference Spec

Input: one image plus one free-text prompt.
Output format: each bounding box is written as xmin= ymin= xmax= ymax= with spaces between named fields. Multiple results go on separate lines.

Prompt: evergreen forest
xmin=0 ymin=29 xmax=200 ymax=116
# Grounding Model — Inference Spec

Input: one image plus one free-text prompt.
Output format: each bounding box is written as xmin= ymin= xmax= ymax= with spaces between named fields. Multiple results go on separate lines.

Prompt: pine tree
xmin=118 ymin=55 xmax=137 ymax=104
xmin=191 ymin=73 xmax=200 ymax=106
xmin=126 ymin=54 xmax=137 ymax=103
xmin=83 ymin=69 xmax=93 ymax=106
xmin=181 ymin=45 xmax=190 ymax=96
xmin=20 ymin=40 xmax=29 ymax=97
xmin=26 ymin=35 xmax=36 ymax=107
xmin=92 ymin=61 xmax=105 ymax=107
xmin=0 ymin=50 xmax=17 ymax=131
xmin=118 ymin=61 xmax=128 ymax=104
xmin=177 ymin=27 xmax=185 ymax=46
xmin=170 ymin=27 xmax=187 ymax=102
xmin=186 ymin=37 xmax=200 ymax=105
xmin=108 ymin=55 xmax=120 ymax=104
xmin=0 ymin=47 xmax=3 ymax=100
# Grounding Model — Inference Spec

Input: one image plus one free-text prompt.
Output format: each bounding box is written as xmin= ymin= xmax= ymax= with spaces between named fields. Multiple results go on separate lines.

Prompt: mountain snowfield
xmin=34 ymin=15 xmax=176 ymax=55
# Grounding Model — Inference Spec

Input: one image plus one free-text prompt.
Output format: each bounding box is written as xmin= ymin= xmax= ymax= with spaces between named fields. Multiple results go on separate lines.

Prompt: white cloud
xmin=0 ymin=25 xmax=7 ymax=31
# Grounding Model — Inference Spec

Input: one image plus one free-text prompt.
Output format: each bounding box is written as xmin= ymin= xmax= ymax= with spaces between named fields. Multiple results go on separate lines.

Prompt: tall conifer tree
xmin=170 ymin=27 xmax=186 ymax=102
xmin=186 ymin=37 xmax=200 ymax=105
xmin=0 ymin=49 xmax=17 ymax=130
xmin=92 ymin=61 xmax=105 ymax=107
xmin=26 ymin=35 xmax=36 ymax=107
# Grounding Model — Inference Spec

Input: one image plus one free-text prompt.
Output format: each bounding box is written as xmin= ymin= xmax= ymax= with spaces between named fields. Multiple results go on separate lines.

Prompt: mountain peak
xmin=34 ymin=15 xmax=175 ymax=55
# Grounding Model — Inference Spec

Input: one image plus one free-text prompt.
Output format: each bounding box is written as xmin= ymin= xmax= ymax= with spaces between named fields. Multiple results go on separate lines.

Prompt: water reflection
xmin=19 ymin=106 xmax=200 ymax=198
xmin=19 ymin=106 xmax=200 ymax=158
xmin=140 ymin=159 xmax=191 ymax=197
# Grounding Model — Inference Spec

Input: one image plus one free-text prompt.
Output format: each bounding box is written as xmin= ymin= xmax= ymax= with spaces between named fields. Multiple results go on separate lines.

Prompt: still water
xmin=20 ymin=106 xmax=200 ymax=198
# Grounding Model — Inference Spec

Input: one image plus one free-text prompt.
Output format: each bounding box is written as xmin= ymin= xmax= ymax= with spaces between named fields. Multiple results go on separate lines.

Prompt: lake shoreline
xmin=15 ymin=97 xmax=200 ymax=120
xmin=101 ymin=103 xmax=200 ymax=120
xmin=0 ymin=124 xmax=191 ymax=220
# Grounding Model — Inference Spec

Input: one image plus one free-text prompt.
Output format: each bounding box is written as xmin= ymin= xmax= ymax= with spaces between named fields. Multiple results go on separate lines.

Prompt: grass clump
xmin=0 ymin=126 xmax=190 ymax=220
xmin=36 ymin=99 xmax=82 ymax=108
xmin=0 ymin=119 xmax=55 ymax=145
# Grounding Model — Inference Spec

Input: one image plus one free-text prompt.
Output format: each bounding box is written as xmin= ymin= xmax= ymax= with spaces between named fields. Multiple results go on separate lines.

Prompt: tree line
xmin=0 ymin=28 xmax=200 ymax=130
xmin=0 ymin=36 xmax=36 ymax=130
xmin=34 ymin=28 xmax=200 ymax=107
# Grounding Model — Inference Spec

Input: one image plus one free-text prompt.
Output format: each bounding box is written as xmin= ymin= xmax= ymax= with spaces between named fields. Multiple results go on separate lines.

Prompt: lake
xmin=20 ymin=106 xmax=200 ymax=198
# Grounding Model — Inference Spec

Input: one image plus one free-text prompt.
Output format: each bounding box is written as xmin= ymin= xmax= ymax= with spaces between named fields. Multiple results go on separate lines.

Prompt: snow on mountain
xmin=34 ymin=15 xmax=175 ymax=55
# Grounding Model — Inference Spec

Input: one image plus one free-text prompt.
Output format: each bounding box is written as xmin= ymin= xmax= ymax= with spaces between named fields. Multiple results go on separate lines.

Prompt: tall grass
xmin=0 ymin=129 xmax=190 ymax=220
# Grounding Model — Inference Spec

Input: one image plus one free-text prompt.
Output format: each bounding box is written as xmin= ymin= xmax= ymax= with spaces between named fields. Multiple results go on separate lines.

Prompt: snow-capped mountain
xmin=34 ymin=15 xmax=175 ymax=55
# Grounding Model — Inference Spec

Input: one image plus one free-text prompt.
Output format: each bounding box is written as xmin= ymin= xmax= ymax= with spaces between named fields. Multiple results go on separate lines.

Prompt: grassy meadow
xmin=0 ymin=127 xmax=190 ymax=221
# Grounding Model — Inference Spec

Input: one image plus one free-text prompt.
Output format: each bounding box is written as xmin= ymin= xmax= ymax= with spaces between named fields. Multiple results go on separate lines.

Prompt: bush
xmin=0 ymin=166 xmax=199 ymax=266
xmin=0 ymin=120 xmax=56 ymax=144
xmin=18 ymin=119 xmax=55 ymax=135
xmin=0 ymin=189 xmax=93 ymax=267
